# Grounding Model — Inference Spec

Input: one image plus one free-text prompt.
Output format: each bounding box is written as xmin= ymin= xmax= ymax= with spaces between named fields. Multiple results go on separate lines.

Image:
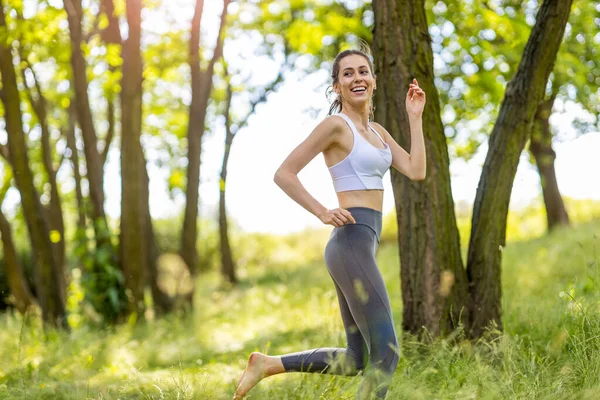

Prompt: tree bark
xmin=0 ymin=189 xmax=35 ymax=314
xmin=120 ymin=0 xmax=146 ymax=316
xmin=467 ymin=0 xmax=574 ymax=337
xmin=141 ymin=146 xmax=173 ymax=313
xmin=219 ymin=78 xmax=236 ymax=285
xmin=0 ymin=2 xmax=66 ymax=328
xmin=64 ymin=0 xmax=110 ymax=235
xmin=181 ymin=0 xmax=230 ymax=275
xmin=529 ymin=97 xmax=570 ymax=231
xmin=372 ymin=0 xmax=469 ymax=337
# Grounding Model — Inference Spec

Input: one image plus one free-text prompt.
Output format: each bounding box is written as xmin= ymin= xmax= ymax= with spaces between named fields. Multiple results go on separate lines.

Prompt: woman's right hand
xmin=318 ymin=208 xmax=356 ymax=227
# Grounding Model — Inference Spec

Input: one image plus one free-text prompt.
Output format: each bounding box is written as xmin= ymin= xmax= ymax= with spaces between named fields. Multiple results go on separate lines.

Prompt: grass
xmin=1 ymin=218 xmax=599 ymax=399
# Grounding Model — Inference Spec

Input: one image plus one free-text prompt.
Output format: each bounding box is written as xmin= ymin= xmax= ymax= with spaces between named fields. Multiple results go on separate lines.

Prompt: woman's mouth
xmin=350 ymin=86 xmax=367 ymax=94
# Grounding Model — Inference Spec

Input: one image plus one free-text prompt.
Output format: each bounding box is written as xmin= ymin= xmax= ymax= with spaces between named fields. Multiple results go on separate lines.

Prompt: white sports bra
xmin=328 ymin=113 xmax=392 ymax=192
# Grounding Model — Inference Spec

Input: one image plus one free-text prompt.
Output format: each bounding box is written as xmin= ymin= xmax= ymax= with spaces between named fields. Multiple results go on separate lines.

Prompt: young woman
xmin=233 ymin=48 xmax=426 ymax=399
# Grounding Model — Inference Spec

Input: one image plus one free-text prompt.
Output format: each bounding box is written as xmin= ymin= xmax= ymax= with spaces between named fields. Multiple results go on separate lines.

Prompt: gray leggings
xmin=281 ymin=207 xmax=400 ymax=399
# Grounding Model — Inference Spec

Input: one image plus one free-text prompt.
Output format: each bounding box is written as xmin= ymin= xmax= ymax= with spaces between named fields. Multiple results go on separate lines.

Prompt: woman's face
xmin=335 ymin=54 xmax=376 ymax=108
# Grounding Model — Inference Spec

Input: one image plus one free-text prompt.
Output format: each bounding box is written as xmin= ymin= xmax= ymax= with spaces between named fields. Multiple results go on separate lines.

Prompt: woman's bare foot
xmin=232 ymin=352 xmax=284 ymax=399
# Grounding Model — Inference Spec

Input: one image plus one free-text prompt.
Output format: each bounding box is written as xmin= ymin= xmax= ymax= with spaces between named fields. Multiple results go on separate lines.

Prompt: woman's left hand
xmin=406 ymin=78 xmax=426 ymax=118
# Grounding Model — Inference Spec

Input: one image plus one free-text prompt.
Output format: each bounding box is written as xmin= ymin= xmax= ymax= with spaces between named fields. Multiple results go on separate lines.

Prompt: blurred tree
xmin=180 ymin=0 xmax=231 ymax=278
xmin=373 ymin=0 xmax=574 ymax=337
xmin=64 ymin=0 xmax=115 ymax=258
xmin=119 ymin=0 xmax=146 ymax=316
xmin=64 ymin=0 xmax=126 ymax=321
xmin=217 ymin=58 xmax=287 ymax=285
xmin=96 ymin=0 xmax=173 ymax=316
xmin=18 ymin=39 xmax=67 ymax=293
xmin=0 ymin=0 xmax=67 ymax=328
xmin=0 ymin=167 xmax=35 ymax=313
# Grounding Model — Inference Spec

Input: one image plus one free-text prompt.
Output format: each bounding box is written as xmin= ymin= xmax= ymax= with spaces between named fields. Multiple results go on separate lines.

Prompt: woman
xmin=233 ymin=47 xmax=426 ymax=399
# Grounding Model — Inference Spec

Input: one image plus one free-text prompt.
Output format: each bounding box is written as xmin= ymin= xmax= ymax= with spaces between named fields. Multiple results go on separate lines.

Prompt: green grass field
xmin=1 ymin=218 xmax=599 ymax=399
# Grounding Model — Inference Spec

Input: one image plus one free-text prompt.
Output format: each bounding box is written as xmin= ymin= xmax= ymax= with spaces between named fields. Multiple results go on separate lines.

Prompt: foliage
xmin=430 ymin=0 xmax=600 ymax=159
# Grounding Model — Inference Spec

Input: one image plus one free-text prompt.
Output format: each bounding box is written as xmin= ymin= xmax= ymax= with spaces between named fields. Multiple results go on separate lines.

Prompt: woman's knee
xmin=372 ymin=336 xmax=399 ymax=375
xmin=344 ymin=344 xmax=366 ymax=372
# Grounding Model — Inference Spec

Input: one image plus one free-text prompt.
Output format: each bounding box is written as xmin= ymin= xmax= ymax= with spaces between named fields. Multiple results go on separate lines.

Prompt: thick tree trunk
xmin=120 ymin=0 xmax=146 ymax=316
xmin=0 ymin=3 xmax=66 ymax=328
xmin=467 ymin=0 xmax=574 ymax=337
xmin=181 ymin=0 xmax=229 ymax=275
xmin=372 ymin=0 xmax=468 ymax=337
xmin=0 ymin=206 xmax=35 ymax=313
xmin=530 ymin=98 xmax=570 ymax=231
xmin=219 ymin=80 xmax=237 ymax=285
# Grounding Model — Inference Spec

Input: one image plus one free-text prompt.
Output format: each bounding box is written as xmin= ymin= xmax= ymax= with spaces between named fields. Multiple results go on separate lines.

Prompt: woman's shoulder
xmin=315 ymin=114 xmax=347 ymax=134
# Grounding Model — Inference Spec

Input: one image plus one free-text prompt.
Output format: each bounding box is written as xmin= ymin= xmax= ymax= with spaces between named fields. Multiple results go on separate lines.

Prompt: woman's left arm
xmin=372 ymin=78 xmax=426 ymax=181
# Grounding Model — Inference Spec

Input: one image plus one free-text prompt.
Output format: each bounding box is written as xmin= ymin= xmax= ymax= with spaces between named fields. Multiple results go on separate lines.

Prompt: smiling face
xmin=334 ymin=54 xmax=377 ymax=109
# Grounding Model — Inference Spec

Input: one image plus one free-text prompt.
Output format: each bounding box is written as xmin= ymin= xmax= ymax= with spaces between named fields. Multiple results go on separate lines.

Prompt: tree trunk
xmin=64 ymin=0 xmax=111 ymax=238
xmin=467 ymin=0 xmax=574 ymax=337
xmin=141 ymin=147 xmax=173 ymax=314
xmin=219 ymin=79 xmax=237 ymax=285
xmin=120 ymin=0 xmax=146 ymax=316
xmin=181 ymin=0 xmax=229 ymax=275
xmin=372 ymin=0 xmax=469 ymax=337
xmin=99 ymin=0 xmax=120 ymax=169
xmin=0 ymin=203 xmax=35 ymax=313
xmin=530 ymin=98 xmax=570 ymax=231
xmin=0 ymin=3 xmax=66 ymax=328
xmin=65 ymin=0 xmax=124 ymax=322
xmin=66 ymin=101 xmax=86 ymax=231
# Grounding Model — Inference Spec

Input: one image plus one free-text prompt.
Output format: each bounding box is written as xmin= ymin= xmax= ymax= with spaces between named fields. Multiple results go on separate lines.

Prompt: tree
xmin=372 ymin=0 xmax=468 ymax=336
xmin=180 ymin=0 xmax=231 ymax=276
xmin=119 ymin=0 xmax=146 ymax=316
xmin=430 ymin=0 xmax=599 ymax=232
xmin=0 ymin=0 xmax=66 ymax=328
xmin=64 ymin=0 xmax=125 ymax=321
xmin=217 ymin=61 xmax=286 ymax=285
xmin=0 ymin=167 xmax=35 ymax=313
xmin=466 ymin=0 xmax=574 ymax=337
xmin=373 ymin=0 xmax=574 ymax=337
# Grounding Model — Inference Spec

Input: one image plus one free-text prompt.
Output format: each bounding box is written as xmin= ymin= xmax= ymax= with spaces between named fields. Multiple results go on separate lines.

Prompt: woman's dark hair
xmin=326 ymin=41 xmax=376 ymax=120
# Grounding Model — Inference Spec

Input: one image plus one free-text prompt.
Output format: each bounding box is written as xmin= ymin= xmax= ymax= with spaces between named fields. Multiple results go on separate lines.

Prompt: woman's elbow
xmin=411 ymin=169 xmax=426 ymax=181
xmin=273 ymin=169 xmax=291 ymax=186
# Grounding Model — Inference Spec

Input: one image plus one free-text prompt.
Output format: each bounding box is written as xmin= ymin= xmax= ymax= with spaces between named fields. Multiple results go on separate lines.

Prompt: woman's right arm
xmin=273 ymin=116 xmax=355 ymax=227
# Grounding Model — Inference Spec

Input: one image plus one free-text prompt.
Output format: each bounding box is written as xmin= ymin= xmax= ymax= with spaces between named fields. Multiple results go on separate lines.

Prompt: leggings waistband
xmin=344 ymin=207 xmax=383 ymax=242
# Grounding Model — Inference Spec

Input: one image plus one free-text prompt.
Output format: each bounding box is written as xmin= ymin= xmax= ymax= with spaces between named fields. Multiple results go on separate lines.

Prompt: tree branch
xmin=0 ymin=144 xmax=8 ymax=161
xmin=204 ymin=0 xmax=231 ymax=91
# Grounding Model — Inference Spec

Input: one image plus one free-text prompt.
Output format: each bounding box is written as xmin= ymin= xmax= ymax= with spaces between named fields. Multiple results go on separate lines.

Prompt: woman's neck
xmin=340 ymin=105 xmax=371 ymax=129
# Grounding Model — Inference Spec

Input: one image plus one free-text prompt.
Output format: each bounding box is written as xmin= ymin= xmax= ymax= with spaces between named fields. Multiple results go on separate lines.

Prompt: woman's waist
xmin=336 ymin=190 xmax=384 ymax=212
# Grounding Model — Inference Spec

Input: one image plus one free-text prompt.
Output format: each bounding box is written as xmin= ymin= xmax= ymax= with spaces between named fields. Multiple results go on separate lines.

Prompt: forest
xmin=1 ymin=0 xmax=599 ymax=398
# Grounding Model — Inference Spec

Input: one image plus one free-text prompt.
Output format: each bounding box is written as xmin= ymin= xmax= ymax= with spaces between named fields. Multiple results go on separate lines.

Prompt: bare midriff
xmin=337 ymin=190 xmax=384 ymax=212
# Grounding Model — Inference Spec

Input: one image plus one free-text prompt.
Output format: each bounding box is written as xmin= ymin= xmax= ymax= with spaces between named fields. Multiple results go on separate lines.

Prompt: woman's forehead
xmin=339 ymin=54 xmax=370 ymax=70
